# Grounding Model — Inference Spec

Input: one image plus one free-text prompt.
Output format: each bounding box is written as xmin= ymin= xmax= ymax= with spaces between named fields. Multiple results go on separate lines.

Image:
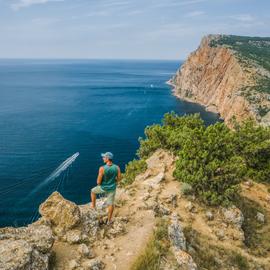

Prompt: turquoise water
xmin=0 ymin=59 xmax=220 ymax=227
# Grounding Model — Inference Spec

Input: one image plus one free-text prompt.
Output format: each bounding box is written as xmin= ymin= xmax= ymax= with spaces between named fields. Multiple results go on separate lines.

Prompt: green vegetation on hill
xmin=124 ymin=113 xmax=270 ymax=206
xmin=210 ymin=35 xmax=270 ymax=96
xmin=210 ymin=35 xmax=270 ymax=71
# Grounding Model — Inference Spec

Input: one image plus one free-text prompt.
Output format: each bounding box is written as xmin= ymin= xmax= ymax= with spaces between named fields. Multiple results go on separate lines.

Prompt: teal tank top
xmin=101 ymin=164 xmax=118 ymax=191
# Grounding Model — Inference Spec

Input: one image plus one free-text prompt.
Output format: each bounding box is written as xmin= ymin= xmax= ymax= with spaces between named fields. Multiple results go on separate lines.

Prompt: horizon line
xmin=0 ymin=57 xmax=185 ymax=62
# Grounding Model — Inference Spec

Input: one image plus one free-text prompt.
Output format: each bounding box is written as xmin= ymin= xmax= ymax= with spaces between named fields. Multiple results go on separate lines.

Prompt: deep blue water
xmin=0 ymin=59 xmax=220 ymax=227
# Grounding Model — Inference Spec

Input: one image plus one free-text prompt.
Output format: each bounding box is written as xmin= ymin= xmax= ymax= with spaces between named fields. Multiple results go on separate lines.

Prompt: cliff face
xmin=170 ymin=34 xmax=270 ymax=126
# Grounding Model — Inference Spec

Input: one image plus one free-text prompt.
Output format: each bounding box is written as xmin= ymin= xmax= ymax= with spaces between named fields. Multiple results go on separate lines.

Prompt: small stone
xmin=101 ymin=243 xmax=108 ymax=250
xmin=256 ymin=212 xmax=265 ymax=223
xmin=205 ymin=211 xmax=214 ymax=221
xmin=65 ymin=229 xmax=82 ymax=244
xmin=106 ymin=218 xmax=126 ymax=237
xmin=216 ymin=229 xmax=225 ymax=240
xmin=99 ymin=229 xmax=105 ymax=239
xmin=82 ymin=258 xmax=104 ymax=270
xmin=154 ymin=203 xmax=171 ymax=216
xmin=141 ymin=193 xmax=151 ymax=201
xmin=244 ymin=181 xmax=253 ymax=187
xmin=185 ymin=202 xmax=195 ymax=212
xmin=165 ymin=194 xmax=178 ymax=208
xmin=173 ymin=249 xmax=197 ymax=270
xmin=78 ymin=244 xmax=90 ymax=257
xmin=69 ymin=259 xmax=80 ymax=270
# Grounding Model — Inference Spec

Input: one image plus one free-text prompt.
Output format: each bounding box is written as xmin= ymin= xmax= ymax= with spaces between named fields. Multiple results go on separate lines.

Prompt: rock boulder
xmin=0 ymin=223 xmax=54 ymax=270
xmin=39 ymin=191 xmax=81 ymax=235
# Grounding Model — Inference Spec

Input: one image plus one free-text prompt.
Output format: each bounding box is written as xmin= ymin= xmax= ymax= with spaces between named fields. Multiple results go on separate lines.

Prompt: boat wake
xmin=22 ymin=152 xmax=79 ymax=202
xmin=44 ymin=152 xmax=79 ymax=184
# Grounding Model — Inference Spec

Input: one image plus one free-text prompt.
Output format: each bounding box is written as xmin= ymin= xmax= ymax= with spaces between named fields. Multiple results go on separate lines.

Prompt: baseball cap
xmin=101 ymin=152 xmax=114 ymax=160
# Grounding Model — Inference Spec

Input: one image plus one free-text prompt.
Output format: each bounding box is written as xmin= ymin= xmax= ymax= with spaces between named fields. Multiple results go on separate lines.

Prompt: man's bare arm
xmin=117 ymin=166 xmax=121 ymax=183
xmin=97 ymin=166 xmax=104 ymax=185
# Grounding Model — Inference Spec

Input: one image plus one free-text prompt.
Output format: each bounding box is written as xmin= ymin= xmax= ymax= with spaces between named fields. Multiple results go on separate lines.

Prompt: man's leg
xmin=90 ymin=186 xmax=104 ymax=209
xmin=106 ymin=190 xmax=116 ymax=223
xmin=90 ymin=191 xmax=96 ymax=208
xmin=108 ymin=205 xmax=114 ymax=222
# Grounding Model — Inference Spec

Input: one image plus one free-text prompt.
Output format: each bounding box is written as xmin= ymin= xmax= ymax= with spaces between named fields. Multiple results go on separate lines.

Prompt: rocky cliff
xmin=169 ymin=34 xmax=270 ymax=126
xmin=1 ymin=149 xmax=270 ymax=269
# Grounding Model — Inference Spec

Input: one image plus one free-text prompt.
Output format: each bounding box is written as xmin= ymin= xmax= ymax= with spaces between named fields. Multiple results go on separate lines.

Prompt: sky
xmin=0 ymin=0 xmax=269 ymax=60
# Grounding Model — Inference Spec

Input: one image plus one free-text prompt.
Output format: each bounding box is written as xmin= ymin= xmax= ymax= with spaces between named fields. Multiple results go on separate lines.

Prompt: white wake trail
xmin=45 ymin=152 xmax=79 ymax=183
xmin=23 ymin=152 xmax=79 ymax=201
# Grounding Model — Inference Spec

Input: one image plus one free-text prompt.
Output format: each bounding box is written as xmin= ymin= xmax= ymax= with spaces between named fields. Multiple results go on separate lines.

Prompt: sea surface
xmin=0 ymin=59 xmax=220 ymax=227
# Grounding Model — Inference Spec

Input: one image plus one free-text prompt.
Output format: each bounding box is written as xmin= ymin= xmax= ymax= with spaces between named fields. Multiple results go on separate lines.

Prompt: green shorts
xmin=91 ymin=185 xmax=116 ymax=206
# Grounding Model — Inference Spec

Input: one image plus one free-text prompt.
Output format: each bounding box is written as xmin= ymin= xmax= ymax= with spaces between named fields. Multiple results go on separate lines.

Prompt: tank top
xmin=101 ymin=164 xmax=118 ymax=192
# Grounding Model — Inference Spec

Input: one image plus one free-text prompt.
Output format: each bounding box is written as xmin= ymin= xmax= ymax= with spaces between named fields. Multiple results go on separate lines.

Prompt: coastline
xmin=166 ymin=79 xmax=222 ymax=117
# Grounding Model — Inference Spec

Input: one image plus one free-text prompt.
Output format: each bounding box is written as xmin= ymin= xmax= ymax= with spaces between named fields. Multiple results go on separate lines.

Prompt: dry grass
xmin=235 ymin=195 xmax=270 ymax=257
xmin=130 ymin=218 xmax=171 ymax=270
xmin=183 ymin=226 xmax=250 ymax=270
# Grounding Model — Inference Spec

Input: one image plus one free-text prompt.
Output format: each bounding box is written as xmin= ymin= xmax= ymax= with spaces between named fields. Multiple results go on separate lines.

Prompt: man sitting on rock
xmin=90 ymin=152 xmax=121 ymax=225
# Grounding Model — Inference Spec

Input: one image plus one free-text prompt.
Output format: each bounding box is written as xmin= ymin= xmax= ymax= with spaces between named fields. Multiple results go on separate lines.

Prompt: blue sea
xmin=0 ymin=59 xmax=220 ymax=227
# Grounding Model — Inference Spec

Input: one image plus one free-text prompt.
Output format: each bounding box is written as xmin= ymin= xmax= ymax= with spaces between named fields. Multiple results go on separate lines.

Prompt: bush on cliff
xmin=234 ymin=120 xmax=270 ymax=183
xmin=173 ymin=122 xmax=246 ymax=205
xmin=121 ymin=159 xmax=147 ymax=187
xmin=138 ymin=112 xmax=204 ymax=158
xmin=134 ymin=112 xmax=270 ymax=205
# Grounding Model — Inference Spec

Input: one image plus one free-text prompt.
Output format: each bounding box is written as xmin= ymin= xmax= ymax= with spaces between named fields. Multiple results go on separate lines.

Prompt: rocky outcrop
xmin=39 ymin=192 xmax=100 ymax=244
xmin=168 ymin=213 xmax=197 ymax=270
xmin=169 ymin=34 xmax=270 ymax=126
xmin=0 ymin=223 xmax=54 ymax=270
xmin=168 ymin=213 xmax=187 ymax=251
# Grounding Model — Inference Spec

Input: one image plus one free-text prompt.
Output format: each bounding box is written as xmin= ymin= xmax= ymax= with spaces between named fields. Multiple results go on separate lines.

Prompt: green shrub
xmin=173 ymin=122 xmax=246 ymax=205
xmin=233 ymin=120 xmax=270 ymax=183
xmin=132 ymin=112 xmax=270 ymax=204
xmin=121 ymin=159 xmax=147 ymax=187
xmin=180 ymin=183 xmax=193 ymax=196
xmin=138 ymin=112 xmax=204 ymax=158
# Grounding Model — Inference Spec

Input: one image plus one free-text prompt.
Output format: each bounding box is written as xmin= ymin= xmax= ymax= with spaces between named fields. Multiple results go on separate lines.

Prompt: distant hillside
xmin=169 ymin=34 xmax=270 ymax=126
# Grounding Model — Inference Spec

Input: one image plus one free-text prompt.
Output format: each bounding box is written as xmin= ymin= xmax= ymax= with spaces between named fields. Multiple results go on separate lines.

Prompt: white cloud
xmin=154 ymin=0 xmax=208 ymax=8
xmin=11 ymin=0 xmax=64 ymax=10
xmin=230 ymin=14 xmax=256 ymax=22
xmin=184 ymin=10 xmax=205 ymax=17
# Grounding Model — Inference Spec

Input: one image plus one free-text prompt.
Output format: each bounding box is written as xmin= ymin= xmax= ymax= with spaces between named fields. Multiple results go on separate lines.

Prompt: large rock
xmin=0 ymin=224 xmax=54 ymax=270
xmin=39 ymin=191 xmax=81 ymax=235
xmin=168 ymin=213 xmax=197 ymax=270
xmin=39 ymin=192 xmax=100 ymax=243
xmin=222 ymin=206 xmax=244 ymax=228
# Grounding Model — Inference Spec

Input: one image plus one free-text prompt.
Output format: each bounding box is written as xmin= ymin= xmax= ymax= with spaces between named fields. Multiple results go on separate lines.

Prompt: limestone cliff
xmin=169 ymin=34 xmax=270 ymax=126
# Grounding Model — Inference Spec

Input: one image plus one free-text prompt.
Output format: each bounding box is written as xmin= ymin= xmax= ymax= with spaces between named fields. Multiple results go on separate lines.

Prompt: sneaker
xmin=106 ymin=220 xmax=113 ymax=225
